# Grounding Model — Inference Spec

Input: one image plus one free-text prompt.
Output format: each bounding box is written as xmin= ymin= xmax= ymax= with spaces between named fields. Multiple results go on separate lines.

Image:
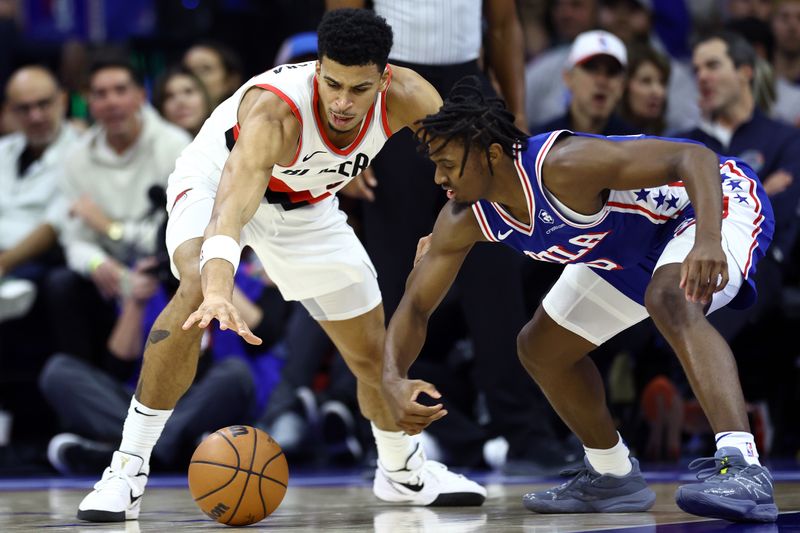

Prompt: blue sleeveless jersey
xmin=471 ymin=131 xmax=775 ymax=309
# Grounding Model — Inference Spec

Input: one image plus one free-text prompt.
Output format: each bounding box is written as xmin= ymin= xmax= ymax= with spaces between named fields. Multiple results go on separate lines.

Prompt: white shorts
xmin=542 ymin=225 xmax=744 ymax=346
xmin=165 ymin=178 xmax=381 ymax=321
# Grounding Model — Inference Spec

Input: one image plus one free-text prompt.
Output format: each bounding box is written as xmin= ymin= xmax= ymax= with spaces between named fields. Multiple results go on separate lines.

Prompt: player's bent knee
xmin=517 ymin=324 xmax=547 ymax=374
xmin=644 ymin=282 xmax=694 ymax=329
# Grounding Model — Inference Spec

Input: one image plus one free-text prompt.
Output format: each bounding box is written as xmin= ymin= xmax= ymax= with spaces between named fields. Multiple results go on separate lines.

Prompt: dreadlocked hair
xmin=416 ymin=76 xmax=528 ymax=176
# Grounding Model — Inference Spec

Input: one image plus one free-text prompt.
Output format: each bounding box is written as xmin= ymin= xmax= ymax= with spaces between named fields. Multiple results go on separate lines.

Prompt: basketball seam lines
xmin=258 ymin=449 xmax=285 ymax=515
xmin=258 ymin=460 xmax=268 ymax=519
xmin=224 ymin=430 xmax=258 ymax=525
xmin=191 ymin=431 xmax=242 ymax=503
xmin=264 ymin=449 xmax=284 ymax=469
xmin=190 ymin=464 xmax=241 ymax=502
xmin=189 ymin=460 xmax=288 ymax=489
xmin=219 ymin=431 xmax=242 ymax=468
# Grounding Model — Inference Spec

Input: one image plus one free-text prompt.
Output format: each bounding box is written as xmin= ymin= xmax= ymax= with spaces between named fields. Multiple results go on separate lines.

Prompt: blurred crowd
xmin=1 ymin=0 xmax=800 ymax=477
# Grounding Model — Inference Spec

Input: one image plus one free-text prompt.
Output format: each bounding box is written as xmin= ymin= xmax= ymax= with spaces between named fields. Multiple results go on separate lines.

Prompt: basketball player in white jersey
xmin=77 ymin=10 xmax=485 ymax=523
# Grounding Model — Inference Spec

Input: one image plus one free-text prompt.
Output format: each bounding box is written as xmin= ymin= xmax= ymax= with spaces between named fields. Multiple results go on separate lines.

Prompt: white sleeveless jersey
xmin=170 ymin=61 xmax=393 ymax=210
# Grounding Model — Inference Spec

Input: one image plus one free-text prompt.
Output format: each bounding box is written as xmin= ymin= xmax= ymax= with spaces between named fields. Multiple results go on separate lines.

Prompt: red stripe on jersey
xmin=723 ymin=161 xmax=764 ymax=277
xmin=471 ymin=203 xmax=498 ymax=242
xmin=721 ymin=160 xmax=748 ymax=180
xmin=675 ymin=220 xmax=695 ymax=236
xmin=606 ymin=201 xmax=677 ymax=221
xmin=268 ymin=175 xmax=331 ymax=205
xmin=490 ymin=146 xmax=538 ymax=235
xmin=256 ymin=83 xmax=303 ymax=166
xmin=380 ymin=66 xmax=393 ymax=137
xmin=534 ymin=132 xmax=558 ymax=174
xmin=312 ymin=76 xmax=375 ymax=156
xmin=380 ymin=92 xmax=392 ymax=138
xmin=745 ymin=216 xmax=764 ymax=277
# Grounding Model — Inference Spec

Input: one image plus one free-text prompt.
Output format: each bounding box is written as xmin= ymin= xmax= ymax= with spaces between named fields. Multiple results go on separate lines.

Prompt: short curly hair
xmin=317 ymin=8 xmax=393 ymax=71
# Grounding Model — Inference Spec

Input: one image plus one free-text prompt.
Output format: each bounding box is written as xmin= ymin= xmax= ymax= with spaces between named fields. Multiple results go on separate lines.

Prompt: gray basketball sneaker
xmin=675 ymin=446 xmax=778 ymax=522
xmin=523 ymin=457 xmax=655 ymax=513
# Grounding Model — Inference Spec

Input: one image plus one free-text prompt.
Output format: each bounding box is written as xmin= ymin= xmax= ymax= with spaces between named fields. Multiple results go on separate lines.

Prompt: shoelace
xmin=552 ymin=466 xmax=594 ymax=494
xmin=93 ymin=466 xmax=140 ymax=495
xmin=687 ymin=454 xmax=746 ymax=482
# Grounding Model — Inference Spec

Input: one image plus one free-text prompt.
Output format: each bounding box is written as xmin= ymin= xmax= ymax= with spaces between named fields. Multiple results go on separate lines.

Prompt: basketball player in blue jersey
xmin=382 ymin=77 xmax=779 ymax=523
xmin=76 ymin=10 xmax=486 ymax=523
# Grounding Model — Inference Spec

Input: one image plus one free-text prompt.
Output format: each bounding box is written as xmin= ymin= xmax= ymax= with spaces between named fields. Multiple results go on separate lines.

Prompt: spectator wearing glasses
xmin=0 ymin=65 xmax=74 ymax=324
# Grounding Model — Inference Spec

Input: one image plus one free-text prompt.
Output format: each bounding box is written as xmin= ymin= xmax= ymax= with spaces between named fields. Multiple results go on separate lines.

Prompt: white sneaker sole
xmin=77 ymin=500 xmax=140 ymax=522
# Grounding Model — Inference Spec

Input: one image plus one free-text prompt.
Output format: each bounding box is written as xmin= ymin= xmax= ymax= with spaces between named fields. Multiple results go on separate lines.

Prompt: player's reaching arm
xmin=385 ymin=66 xmax=443 ymax=133
xmin=545 ymin=135 xmax=726 ymax=305
xmin=382 ymin=201 xmax=484 ymax=434
xmin=182 ymin=88 xmax=301 ymax=344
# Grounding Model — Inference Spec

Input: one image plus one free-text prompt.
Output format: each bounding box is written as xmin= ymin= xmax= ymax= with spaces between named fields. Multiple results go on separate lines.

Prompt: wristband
xmin=199 ymin=235 xmax=241 ymax=273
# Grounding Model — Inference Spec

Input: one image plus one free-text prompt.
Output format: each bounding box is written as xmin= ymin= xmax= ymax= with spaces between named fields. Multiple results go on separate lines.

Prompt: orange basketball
xmin=188 ymin=425 xmax=288 ymax=526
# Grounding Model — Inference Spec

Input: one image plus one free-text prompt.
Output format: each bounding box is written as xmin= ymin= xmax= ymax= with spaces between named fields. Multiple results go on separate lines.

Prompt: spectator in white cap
xmin=531 ymin=29 xmax=636 ymax=136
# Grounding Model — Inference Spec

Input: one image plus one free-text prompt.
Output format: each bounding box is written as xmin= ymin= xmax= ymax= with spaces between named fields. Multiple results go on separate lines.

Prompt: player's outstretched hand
xmin=182 ymin=295 xmax=263 ymax=345
xmin=381 ymin=377 xmax=447 ymax=435
xmin=680 ymin=240 xmax=728 ymax=305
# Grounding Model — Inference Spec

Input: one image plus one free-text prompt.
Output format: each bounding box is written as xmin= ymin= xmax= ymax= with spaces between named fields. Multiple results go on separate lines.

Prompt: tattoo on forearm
xmin=148 ymin=330 xmax=170 ymax=344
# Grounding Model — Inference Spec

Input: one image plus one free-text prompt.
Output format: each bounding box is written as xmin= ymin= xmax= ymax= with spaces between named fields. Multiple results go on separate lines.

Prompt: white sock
xmin=584 ymin=433 xmax=632 ymax=476
xmin=118 ymin=397 xmax=172 ymax=466
xmin=716 ymin=431 xmax=760 ymax=465
xmin=372 ymin=423 xmax=417 ymax=471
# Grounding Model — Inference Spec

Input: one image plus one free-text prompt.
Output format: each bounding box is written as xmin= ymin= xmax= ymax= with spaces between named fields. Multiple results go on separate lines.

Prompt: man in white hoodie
xmin=46 ymin=58 xmax=191 ymax=365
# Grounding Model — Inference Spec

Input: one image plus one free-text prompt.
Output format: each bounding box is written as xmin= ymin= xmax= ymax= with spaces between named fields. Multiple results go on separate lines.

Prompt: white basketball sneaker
xmin=373 ymin=443 xmax=486 ymax=506
xmin=77 ymin=451 xmax=149 ymax=522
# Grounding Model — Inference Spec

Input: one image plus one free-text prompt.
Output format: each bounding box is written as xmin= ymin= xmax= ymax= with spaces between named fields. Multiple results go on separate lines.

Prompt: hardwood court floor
xmin=1 ymin=475 xmax=799 ymax=532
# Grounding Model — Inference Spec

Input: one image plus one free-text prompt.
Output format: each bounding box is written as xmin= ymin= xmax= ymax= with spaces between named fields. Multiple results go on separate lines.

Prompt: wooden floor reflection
xmin=1 ymin=480 xmax=798 ymax=532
